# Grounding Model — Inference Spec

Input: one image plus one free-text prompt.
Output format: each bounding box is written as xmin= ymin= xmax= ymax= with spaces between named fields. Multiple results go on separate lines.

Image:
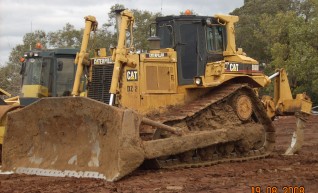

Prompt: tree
xmin=231 ymin=0 xmax=294 ymax=63
xmin=232 ymin=0 xmax=318 ymax=104
xmin=94 ymin=4 xmax=161 ymax=53
xmin=131 ymin=9 xmax=162 ymax=51
xmin=0 ymin=30 xmax=48 ymax=96
xmin=47 ymin=23 xmax=82 ymax=48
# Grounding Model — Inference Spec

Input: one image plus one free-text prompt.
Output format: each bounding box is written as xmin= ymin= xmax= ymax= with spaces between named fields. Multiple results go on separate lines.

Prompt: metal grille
xmin=88 ymin=64 xmax=113 ymax=104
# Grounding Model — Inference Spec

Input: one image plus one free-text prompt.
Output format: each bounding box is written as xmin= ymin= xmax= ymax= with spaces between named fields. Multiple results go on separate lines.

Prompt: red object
xmin=35 ymin=42 xmax=42 ymax=49
xmin=184 ymin=9 xmax=192 ymax=15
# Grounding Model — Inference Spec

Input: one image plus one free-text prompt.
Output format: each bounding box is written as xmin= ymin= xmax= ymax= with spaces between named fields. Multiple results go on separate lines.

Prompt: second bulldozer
xmin=0 ymin=47 xmax=79 ymax=163
xmin=2 ymin=10 xmax=312 ymax=181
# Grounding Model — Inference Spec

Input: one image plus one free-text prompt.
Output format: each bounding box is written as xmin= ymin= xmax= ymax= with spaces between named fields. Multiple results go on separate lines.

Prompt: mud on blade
xmin=2 ymin=97 xmax=145 ymax=181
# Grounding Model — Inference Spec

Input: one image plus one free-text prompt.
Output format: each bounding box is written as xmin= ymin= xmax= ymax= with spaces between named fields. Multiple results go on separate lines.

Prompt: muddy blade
xmin=2 ymin=97 xmax=145 ymax=181
xmin=284 ymin=115 xmax=306 ymax=155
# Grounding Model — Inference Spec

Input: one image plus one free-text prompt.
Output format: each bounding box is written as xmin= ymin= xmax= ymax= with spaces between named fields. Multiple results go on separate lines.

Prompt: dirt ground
xmin=0 ymin=116 xmax=317 ymax=193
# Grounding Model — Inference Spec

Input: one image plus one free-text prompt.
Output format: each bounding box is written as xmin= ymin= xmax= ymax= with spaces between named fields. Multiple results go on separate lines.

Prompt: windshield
xmin=158 ymin=24 xmax=173 ymax=48
xmin=22 ymin=57 xmax=52 ymax=88
xmin=206 ymin=25 xmax=225 ymax=52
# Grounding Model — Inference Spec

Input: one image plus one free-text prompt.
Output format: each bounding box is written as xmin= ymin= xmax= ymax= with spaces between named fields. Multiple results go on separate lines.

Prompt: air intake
xmin=88 ymin=64 xmax=114 ymax=104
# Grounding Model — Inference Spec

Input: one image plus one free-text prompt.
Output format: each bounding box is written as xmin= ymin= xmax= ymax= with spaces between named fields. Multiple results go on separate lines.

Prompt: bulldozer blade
xmin=284 ymin=113 xmax=307 ymax=155
xmin=2 ymin=97 xmax=269 ymax=181
xmin=2 ymin=97 xmax=145 ymax=182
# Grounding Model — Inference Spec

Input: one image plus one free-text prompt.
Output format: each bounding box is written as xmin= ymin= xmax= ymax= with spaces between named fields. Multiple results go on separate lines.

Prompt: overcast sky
xmin=0 ymin=0 xmax=244 ymax=66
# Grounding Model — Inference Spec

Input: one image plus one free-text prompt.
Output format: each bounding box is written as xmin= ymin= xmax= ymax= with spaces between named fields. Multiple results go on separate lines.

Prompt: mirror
xmin=57 ymin=61 xmax=63 ymax=71
xmin=20 ymin=62 xmax=26 ymax=75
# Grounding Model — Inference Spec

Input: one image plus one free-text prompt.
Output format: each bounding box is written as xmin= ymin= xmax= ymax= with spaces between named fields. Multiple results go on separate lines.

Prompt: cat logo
xmin=229 ymin=63 xmax=239 ymax=72
xmin=126 ymin=70 xmax=138 ymax=81
xmin=252 ymin=64 xmax=259 ymax=71
xmin=93 ymin=57 xmax=112 ymax=65
xmin=146 ymin=53 xmax=168 ymax=58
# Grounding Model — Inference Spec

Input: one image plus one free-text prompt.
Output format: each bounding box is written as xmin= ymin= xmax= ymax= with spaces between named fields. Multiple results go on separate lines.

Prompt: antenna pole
xmin=161 ymin=0 xmax=163 ymax=14
xmin=30 ymin=21 xmax=33 ymax=50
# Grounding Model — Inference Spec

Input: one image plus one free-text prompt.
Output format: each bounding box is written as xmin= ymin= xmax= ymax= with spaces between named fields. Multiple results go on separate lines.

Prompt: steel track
xmin=142 ymin=84 xmax=275 ymax=169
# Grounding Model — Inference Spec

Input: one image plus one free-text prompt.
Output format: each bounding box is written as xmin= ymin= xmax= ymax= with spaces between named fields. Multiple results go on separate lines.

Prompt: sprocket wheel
xmin=234 ymin=94 xmax=253 ymax=121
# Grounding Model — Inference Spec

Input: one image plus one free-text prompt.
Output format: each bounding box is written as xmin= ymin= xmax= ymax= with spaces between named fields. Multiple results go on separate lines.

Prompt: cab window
xmin=206 ymin=26 xmax=225 ymax=52
xmin=56 ymin=57 xmax=75 ymax=96
xmin=22 ymin=57 xmax=52 ymax=89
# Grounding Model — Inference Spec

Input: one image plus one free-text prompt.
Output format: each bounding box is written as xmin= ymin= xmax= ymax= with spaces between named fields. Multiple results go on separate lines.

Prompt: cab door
xmin=176 ymin=22 xmax=205 ymax=85
xmin=177 ymin=23 xmax=199 ymax=85
xmin=54 ymin=57 xmax=76 ymax=96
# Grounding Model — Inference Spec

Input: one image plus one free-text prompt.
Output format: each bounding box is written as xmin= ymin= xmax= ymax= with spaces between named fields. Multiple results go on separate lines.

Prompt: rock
xmin=279 ymin=167 xmax=293 ymax=171
xmin=166 ymin=186 xmax=183 ymax=190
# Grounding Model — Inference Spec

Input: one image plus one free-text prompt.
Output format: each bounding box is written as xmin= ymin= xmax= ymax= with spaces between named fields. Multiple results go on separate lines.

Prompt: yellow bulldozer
xmin=1 ymin=9 xmax=312 ymax=181
xmin=0 ymin=47 xmax=80 ymax=162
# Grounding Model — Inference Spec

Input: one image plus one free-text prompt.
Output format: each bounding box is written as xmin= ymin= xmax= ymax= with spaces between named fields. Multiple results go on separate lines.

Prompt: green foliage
xmin=92 ymin=4 xmax=127 ymax=53
xmin=0 ymin=30 xmax=48 ymax=96
xmin=103 ymin=4 xmax=162 ymax=51
xmin=88 ymin=4 xmax=162 ymax=55
xmin=0 ymin=64 xmax=21 ymax=97
xmin=231 ymin=0 xmax=294 ymax=63
xmin=232 ymin=0 xmax=318 ymax=105
xmin=93 ymin=23 xmax=117 ymax=54
xmin=132 ymin=9 xmax=162 ymax=51
xmin=47 ymin=23 xmax=82 ymax=48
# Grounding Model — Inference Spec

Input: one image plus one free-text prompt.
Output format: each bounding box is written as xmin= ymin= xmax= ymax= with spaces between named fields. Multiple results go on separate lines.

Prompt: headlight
xmin=195 ymin=77 xmax=202 ymax=85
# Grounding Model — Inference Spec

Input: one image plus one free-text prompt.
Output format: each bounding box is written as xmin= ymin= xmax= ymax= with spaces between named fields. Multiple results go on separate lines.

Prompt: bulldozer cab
xmin=156 ymin=15 xmax=226 ymax=85
xmin=20 ymin=48 xmax=79 ymax=105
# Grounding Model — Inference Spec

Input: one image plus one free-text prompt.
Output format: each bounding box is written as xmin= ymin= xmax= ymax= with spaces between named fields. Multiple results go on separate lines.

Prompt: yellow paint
xmin=119 ymin=49 xmax=183 ymax=114
xmin=214 ymin=14 xmax=239 ymax=56
xmin=274 ymin=69 xmax=293 ymax=105
xmin=72 ymin=15 xmax=98 ymax=96
xmin=225 ymin=55 xmax=258 ymax=65
xmin=0 ymin=125 xmax=4 ymax=144
xmin=82 ymin=10 xmax=311 ymax=120
xmin=261 ymin=95 xmax=276 ymax=119
xmin=202 ymin=72 xmax=268 ymax=88
xmin=4 ymin=96 xmax=20 ymax=106
xmin=118 ymin=47 xmax=272 ymax=115
xmin=262 ymin=69 xmax=312 ymax=116
xmin=21 ymin=85 xmax=48 ymax=98
xmin=80 ymin=92 xmax=87 ymax=97
xmin=0 ymin=88 xmax=11 ymax=97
